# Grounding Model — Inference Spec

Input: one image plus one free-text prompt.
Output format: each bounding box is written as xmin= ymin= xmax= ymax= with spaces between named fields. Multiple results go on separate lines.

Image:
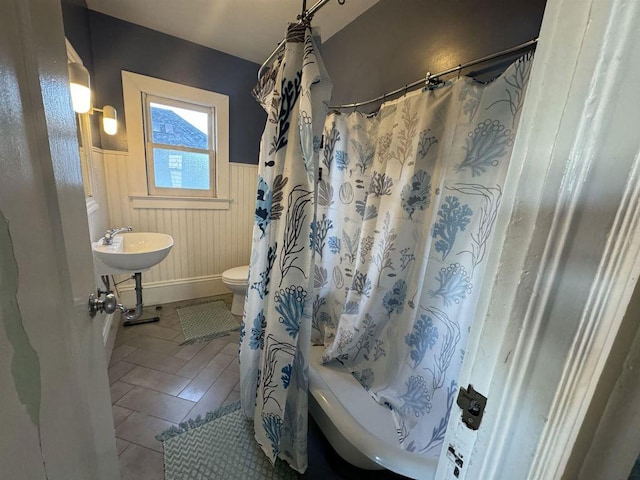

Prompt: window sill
xmin=129 ymin=195 xmax=231 ymax=210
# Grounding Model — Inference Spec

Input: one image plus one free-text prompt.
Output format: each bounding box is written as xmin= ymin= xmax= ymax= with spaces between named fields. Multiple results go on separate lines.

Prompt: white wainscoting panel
xmin=86 ymin=147 xmax=110 ymax=241
xmin=103 ymin=150 xmax=257 ymax=303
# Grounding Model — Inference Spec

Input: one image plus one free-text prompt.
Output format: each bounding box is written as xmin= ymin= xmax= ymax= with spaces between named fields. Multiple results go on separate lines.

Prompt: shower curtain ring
xmin=425 ymin=72 xmax=431 ymax=87
xmin=457 ymin=65 xmax=462 ymax=79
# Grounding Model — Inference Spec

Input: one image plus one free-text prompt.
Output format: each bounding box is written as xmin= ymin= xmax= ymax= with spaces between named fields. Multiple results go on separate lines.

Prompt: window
xmin=122 ymin=71 xmax=229 ymax=209
xmin=144 ymin=95 xmax=215 ymax=197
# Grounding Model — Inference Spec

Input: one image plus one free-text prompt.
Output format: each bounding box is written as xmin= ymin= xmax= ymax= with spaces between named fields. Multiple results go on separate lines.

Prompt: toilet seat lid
xmin=222 ymin=265 xmax=249 ymax=283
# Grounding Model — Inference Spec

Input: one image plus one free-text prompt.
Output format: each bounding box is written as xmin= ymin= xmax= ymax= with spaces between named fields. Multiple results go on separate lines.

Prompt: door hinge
xmin=456 ymin=384 xmax=487 ymax=431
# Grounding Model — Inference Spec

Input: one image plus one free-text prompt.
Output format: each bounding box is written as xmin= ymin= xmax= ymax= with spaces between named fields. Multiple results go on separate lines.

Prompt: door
xmin=436 ymin=0 xmax=640 ymax=479
xmin=0 ymin=0 xmax=119 ymax=478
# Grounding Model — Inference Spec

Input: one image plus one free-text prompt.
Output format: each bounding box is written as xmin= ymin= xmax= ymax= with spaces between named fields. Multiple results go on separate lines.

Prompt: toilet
xmin=221 ymin=265 xmax=250 ymax=316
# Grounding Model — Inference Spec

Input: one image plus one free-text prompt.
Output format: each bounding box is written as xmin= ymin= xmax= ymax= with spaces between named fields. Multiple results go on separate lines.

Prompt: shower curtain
xmin=239 ymin=24 xmax=331 ymax=473
xmin=313 ymin=53 xmax=533 ymax=455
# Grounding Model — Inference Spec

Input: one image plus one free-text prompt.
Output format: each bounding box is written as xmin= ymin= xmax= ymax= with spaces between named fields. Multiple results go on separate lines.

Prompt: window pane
xmin=150 ymin=102 xmax=209 ymax=149
xmin=153 ymin=148 xmax=210 ymax=190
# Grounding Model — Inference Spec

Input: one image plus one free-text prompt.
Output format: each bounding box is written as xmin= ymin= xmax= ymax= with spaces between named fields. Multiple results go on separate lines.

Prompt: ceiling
xmin=85 ymin=0 xmax=379 ymax=65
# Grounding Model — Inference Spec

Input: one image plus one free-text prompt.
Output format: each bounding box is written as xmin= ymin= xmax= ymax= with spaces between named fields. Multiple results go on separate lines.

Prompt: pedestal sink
xmin=91 ymin=232 xmax=174 ymax=326
xmin=92 ymin=232 xmax=174 ymax=274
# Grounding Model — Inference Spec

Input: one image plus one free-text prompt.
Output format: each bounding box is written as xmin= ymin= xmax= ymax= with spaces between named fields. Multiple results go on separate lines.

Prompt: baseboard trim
xmin=117 ymin=274 xmax=231 ymax=306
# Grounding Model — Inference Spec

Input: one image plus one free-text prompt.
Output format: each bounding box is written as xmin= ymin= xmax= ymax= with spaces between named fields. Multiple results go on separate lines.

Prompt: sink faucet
xmin=103 ymin=226 xmax=133 ymax=245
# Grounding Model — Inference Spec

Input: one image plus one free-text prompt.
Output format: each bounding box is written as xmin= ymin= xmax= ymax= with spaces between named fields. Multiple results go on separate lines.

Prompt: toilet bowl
xmin=221 ymin=265 xmax=249 ymax=316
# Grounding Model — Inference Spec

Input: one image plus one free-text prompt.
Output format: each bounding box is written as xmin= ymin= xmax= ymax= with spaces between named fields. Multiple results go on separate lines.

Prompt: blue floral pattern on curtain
xmin=239 ymin=24 xmax=332 ymax=474
xmin=313 ymin=53 xmax=533 ymax=456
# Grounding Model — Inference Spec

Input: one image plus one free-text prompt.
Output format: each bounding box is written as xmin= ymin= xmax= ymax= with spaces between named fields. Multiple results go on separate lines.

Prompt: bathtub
xmin=308 ymin=345 xmax=438 ymax=479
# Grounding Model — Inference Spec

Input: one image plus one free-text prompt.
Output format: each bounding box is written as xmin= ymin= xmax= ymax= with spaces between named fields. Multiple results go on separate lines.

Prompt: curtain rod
xmin=329 ymin=38 xmax=538 ymax=110
xmin=257 ymin=0 xmax=335 ymax=80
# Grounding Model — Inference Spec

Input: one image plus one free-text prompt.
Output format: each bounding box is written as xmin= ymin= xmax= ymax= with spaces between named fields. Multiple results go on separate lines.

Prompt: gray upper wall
xmin=321 ymin=0 xmax=547 ymax=110
xmin=61 ymin=0 xmax=546 ymax=162
xmin=61 ymin=0 xmax=94 ymax=75
xmin=88 ymin=11 xmax=266 ymax=163
xmin=61 ymin=0 xmax=104 ymax=149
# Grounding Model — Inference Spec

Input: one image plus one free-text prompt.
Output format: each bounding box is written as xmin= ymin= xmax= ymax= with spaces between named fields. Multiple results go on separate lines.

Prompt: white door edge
xmin=437 ymin=0 xmax=640 ymax=479
xmin=0 ymin=1 xmax=119 ymax=478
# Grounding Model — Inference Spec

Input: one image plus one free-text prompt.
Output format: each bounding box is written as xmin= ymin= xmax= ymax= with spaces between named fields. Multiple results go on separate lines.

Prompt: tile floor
xmin=109 ymin=293 xmax=407 ymax=480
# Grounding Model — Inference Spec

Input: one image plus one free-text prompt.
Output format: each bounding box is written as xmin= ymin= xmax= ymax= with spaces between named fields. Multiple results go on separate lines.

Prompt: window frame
xmin=122 ymin=71 xmax=230 ymax=209
xmin=143 ymin=93 xmax=216 ymax=197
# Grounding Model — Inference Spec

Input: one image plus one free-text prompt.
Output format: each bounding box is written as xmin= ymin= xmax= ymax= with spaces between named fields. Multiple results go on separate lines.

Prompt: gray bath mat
xmin=157 ymin=401 xmax=296 ymax=480
xmin=176 ymin=300 xmax=240 ymax=345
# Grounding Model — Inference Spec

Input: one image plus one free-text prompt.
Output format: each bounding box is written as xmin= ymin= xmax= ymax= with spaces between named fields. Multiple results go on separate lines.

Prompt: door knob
xmin=88 ymin=290 xmax=117 ymax=317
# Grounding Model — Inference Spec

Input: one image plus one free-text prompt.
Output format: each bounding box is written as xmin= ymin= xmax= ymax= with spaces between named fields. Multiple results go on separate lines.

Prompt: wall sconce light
xmin=94 ymin=105 xmax=118 ymax=136
xmin=68 ymin=62 xmax=91 ymax=114
xmin=68 ymin=61 xmax=118 ymax=136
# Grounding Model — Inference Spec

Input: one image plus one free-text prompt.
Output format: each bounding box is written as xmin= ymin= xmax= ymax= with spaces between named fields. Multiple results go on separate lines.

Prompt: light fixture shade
xmin=68 ymin=62 xmax=91 ymax=114
xmin=102 ymin=105 xmax=118 ymax=135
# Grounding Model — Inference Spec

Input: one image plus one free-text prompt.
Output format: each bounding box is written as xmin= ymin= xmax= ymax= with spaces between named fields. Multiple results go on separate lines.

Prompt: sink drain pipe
xmin=94 ymin=272 xmax=160 ymax=326
xmin=118 ymin=272 xmax=144 ymax=323
xmin=104 ymin=272 xmax=160 ymax=326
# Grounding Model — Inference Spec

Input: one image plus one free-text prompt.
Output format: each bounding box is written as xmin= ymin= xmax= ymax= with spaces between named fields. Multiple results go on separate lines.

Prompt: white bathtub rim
xmin=308 ymin=391 xmax=384 ymax=470
xmin=308 ymin=346 xmax=438 ymax=480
